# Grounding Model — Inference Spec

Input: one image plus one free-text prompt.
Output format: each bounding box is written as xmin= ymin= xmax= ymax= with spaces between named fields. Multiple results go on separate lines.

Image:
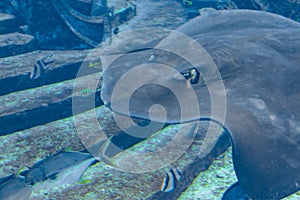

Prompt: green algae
xmin=179 ymin=147 xmax=300 ymax=200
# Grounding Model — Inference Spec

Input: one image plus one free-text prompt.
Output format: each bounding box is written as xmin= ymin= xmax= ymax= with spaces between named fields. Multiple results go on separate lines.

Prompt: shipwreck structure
xmin=2 ymin=0 xmax=136 ymax=49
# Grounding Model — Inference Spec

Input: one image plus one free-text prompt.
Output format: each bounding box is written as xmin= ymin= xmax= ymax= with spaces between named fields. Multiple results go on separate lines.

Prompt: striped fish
xmin=160 ymin=167 xmax=181 ymax=192
xmin=30 ymin=54 xmax=53 ymax=80
xmin=30 ymin=59 xmax=45 ymax=80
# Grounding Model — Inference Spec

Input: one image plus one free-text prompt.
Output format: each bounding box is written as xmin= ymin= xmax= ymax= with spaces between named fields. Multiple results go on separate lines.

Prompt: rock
xmin=0 ymin=32 xmax=36 ymax=58
xmin=0 ymin=13 xmax=20 ymax=34
xmin=2 ymin=0 xmax=136 ymax=49
xmin=0 ymin=50 xmax=91 ymax=95
xmin=0 ymin=106 xmax=109 ymax=177
xmin=0 ymin=1 xmax=19 ymax=16
xmin=29 ymin=122 xmax=230 ymax=199
xmin=0 ymin=72 xmax=102 ymax=136
xmin=26 ymin=0 xmax=100 ymax=49
xmin=178 ymin=148 xmax=237 ymax=200
xmin=0 ymin=103 xmax=231 ymax=200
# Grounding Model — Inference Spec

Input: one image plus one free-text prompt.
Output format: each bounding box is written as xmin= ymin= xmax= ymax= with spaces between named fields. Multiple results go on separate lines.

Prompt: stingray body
xmin=101 ymin=10 xmax=300 ymax=199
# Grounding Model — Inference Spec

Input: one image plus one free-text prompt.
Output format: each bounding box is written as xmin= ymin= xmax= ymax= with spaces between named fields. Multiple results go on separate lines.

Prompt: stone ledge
xmin=0 ymin=13 xmax=20 ymax=34
xmin=0 ymin=73 xmax=103 ymax=136
xmin=0 ymin=32 xmax=36 ymax=58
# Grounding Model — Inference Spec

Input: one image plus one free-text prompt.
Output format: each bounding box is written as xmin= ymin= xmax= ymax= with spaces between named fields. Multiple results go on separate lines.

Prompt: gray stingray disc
xmin=101 ymin=10 xmax=300 ymax=199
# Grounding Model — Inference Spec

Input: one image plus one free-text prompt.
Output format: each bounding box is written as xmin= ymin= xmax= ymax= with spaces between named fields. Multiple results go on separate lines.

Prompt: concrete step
xmin=0 ymin=104 xmax=230 ymax=199
xmin=0 ymin=72 xmax=103 ymax=136
xmin=0 ymin=50 xmax=100 ymax=95
xmin=0 ymin=32 xmax=36 ymax=58
xmin=0 ymin=13 xmax=20 ymax=34
xmin=0 ymin=106 xmax=114 ymax=176
xmin=0 ymin=105 xmax=150 ymax=176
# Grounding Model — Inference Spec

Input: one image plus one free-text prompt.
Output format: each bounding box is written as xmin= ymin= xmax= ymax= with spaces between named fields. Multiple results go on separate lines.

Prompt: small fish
xmin=30 ymin=54 xmax=54 ymax=80
xmin=160 ymin=167 xmax=181 ymax=192
xmin=21 ymin=151 xmax=94 ymax=186
xmin=30 ymin=59 xmax=45 ymax=80
xmin=32 ymin=157 xmax=97 ymax=192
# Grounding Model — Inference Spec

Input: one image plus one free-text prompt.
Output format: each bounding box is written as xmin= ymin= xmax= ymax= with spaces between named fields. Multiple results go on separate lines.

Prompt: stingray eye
xmin=181 ymin=71 xmax=192 ymax=79
xmin=181 ymin=68 xmax=200 ymax=84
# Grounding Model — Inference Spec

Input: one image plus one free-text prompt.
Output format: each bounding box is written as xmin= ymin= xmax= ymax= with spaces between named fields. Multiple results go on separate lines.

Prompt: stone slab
xmin=0 ymin=32 xmax=36 ymax=58
xmin=0 ymin=13 xmax=19 ymax=34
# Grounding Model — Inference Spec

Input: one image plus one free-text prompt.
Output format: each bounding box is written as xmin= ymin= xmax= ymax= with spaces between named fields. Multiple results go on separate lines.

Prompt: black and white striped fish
xmin=30 ymin=54 xmax=53 ymax=80
xmin=30 ymin=59 xmax=46 ymax=80
xmin=160 ymin=167 xmax=182 ymax=192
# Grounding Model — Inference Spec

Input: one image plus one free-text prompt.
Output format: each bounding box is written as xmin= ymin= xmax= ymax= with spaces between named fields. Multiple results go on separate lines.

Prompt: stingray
xmin=100 ymin=9 xmax=300 ymax=199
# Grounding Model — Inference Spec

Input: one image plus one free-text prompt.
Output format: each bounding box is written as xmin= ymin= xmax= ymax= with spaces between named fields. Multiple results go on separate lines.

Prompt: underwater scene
xmin=0 ymin=0 xmax=300 ymax=199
